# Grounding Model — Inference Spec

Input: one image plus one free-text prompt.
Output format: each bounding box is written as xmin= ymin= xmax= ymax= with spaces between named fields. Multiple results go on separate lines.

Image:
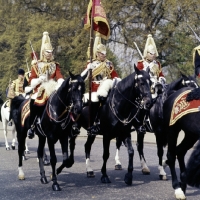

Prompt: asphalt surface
xmin=0 ymin=122 xmax=200 ymax=200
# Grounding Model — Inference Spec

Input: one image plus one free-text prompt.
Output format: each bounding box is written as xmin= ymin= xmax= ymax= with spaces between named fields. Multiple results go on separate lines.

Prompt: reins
xmin=109 ymin=84 xmax=144 ymax=125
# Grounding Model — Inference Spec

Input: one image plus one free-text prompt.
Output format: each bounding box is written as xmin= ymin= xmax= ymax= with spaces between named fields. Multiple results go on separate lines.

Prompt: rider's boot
xmin=71 ymin=122 xmax=80 ymax=136
xmin=27 ymin=99 xmax=37 ymax=139
xmin=87 ymin=102 xmax=101 ymax=136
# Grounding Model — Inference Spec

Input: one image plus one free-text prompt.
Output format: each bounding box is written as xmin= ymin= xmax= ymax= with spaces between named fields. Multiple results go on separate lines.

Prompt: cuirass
xmin=38 ymin=61 xmax=56 ymax=76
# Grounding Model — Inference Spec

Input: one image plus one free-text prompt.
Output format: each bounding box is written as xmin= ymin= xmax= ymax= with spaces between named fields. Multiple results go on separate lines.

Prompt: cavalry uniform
xmin=29 ymin=60 xmax=63 ymax=106
xmin=88 ymin=58 xmax=118 ymax=92
xmin=7 ymin=69 xmax=25 ymax=125
xmin=27 ymin=31 xmax=64 ymax=139
xmin=8 ymin=77 xmax=24 ymax=99
xmin=137 ymin=34 xmax=166 ymax=95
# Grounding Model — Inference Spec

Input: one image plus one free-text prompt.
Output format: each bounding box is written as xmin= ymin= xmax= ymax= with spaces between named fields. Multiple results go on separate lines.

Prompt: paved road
xmin=0 ymin=122 xmax=199 ymax=200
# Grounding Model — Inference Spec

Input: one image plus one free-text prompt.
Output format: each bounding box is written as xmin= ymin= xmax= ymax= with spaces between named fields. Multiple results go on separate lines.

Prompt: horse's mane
xmin=57 ymin=74 xmax=85 ymax=95
xmin=186 ymin=87 xmax=200 ymax=102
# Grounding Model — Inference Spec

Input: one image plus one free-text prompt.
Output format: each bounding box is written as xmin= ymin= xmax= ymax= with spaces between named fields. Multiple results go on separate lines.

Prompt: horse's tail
xmin=186 ymin=140 xmax=200 ymax=188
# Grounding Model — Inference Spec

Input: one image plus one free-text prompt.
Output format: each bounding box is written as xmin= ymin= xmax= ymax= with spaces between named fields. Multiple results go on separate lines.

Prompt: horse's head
xmin=181 ymin=74 xmax=199 ymax=89
xmin=68 ymin=71 xmax=85 ymax=115
xmin=134 ymin=65 xmax=153 ymax=110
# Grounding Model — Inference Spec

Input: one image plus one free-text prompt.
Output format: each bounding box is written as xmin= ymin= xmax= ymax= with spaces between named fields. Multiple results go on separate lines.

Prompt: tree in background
xmin=0 ymin=0 xmax=200 ymax=99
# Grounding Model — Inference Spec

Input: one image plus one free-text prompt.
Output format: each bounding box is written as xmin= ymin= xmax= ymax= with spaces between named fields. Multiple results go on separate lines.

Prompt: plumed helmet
xmin=40 ymin=32 xmax=53 ymax=60
xmin=143 ymin=34 xmax=158 ymax=58
xmin=18 ymin=68 xmax=25 ymax=75
xmin=96 ymin=44 xmax=106 ymax=55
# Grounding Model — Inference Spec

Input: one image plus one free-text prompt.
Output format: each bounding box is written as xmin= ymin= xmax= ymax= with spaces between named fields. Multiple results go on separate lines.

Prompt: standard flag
xmin=84 ymin=0 xmax=110 ymax=40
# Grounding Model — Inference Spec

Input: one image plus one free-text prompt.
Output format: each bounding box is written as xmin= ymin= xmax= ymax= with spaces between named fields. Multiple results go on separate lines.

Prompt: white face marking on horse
xmin=135 ymin=74 xmax=143 ymax=79
xmin=78 ymin=85 xmax=81 ymax=90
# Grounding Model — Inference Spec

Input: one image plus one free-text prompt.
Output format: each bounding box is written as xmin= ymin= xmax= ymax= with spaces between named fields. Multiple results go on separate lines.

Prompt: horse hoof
xmin=43 ymin=159 xmax=50 ymax=166
xmin=87 ymin=171 xmax=95 ymax=178
xmin=115 ymin=164 xmax=122 ymax=170
xmin=52 ymin=184 xmax=61 ymax=191
xmin=40 ymin=177 xmax=48 ymax=184
xmin=6 ymin=147 xmax=10 ymax=150
xmin=18 ymin=175 xmax=25 ymax=180
xmin=11 ymin=145 xmax=15 ymax=150
xmin=159 ymin=175 xmax=168 ymax=180
xmin=25 ymin=150 xmax=30 ymax=154
xmin=101 ymin=175 xmax=111 ymax=183
xmin=142 ymin=168 xmax=150 ymax=175
xmin=124 ymin=173 xmax=132 ymax=186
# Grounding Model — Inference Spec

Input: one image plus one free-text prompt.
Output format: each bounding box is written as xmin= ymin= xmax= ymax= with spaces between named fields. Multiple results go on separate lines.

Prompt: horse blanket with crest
xmin=170 ymin=90 xmax=200 ymax=125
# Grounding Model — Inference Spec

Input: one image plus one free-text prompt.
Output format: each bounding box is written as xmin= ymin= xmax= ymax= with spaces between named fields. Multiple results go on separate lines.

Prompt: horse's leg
xmin=123 ymin=135 xmax=134 ymax=185
xmin=85 ymin=135 xmax=96 ymax=177
xmin=67 ymin=135 xmax=77 ymax=167
xmin=43 ymin=148 xmax=50 ymax=166
xmin=56 ymin=135 xmax=76 ymax=175
xmin=115 ymin=137 xmax=122 ymax=170
xmin=11 ymin=123 xmax=16 ymax=150
xmin=25 ymin=138 xmax=30 ymax=154
xmin=47 ymin=138 xmax=60 ymax=191
xmin=37 ymin=135 xmax=48 ymax=184
xmin=2 ymin=118 xmax=10 ymax=150
xmin=136 ymin=130 xmax=150 ymax=175
xmin=18 ymin=136 xmax=26 ymax=180
xmin=101 ymin=134 xmax=111 ymax=183
xmin=176 ymin=133 xmax=198 ymax=194
xmin=155 ymin=131 xmax=167 ymax=180
xmin=167 ymin=130 xmax=186 ymax=200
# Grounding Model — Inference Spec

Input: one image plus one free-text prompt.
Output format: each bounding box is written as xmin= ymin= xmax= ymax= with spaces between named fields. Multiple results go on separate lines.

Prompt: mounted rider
xmin=27 ymin=31 xmax=65 ymax=139
xmin=7 ymin=69 xmax=25 ymax=126
xmin=136 ymin=34 xmax=166 ymax=97
xmin=81 ymin=33 xmax=120 ymax=135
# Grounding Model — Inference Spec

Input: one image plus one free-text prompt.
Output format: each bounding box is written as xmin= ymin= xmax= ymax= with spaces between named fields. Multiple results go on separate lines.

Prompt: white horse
xmin=0 ymin=100 xmax=30 ymax=154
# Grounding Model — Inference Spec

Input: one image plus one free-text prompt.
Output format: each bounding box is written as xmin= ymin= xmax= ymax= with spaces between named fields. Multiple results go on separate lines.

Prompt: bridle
xmin=109 ymin=74 xmax=150 ymax=125
xmin=46 ymin=78 xmax=83 ymax=129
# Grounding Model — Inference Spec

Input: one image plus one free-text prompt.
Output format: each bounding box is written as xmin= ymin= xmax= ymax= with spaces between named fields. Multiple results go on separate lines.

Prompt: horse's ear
xmin=69 ymin=71 xmax=75 ymax=79
xmin=134 ymin=64 xmax=140 ymax=74
xmin=180 ymin=72 xmax=187 ymax=79
xmin=81 ymin=71 xmax=88 ymax=81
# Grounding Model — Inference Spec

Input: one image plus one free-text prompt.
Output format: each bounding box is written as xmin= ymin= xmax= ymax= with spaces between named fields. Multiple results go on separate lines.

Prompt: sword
xmin=134 ymin=42 xmax=144 ymax=60
xmin=25 ymin=58 xmax=30 ymax=72
xmin=187 ymin=24 xmax=200 ymax=43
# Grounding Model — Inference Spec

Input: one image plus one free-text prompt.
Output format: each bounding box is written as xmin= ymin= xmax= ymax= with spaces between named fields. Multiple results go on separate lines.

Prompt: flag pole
xmin=88 ymin=0 xmax=95 ymax=130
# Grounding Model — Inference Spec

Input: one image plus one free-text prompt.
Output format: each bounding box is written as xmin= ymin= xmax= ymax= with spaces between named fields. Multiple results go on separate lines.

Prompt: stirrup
xmin=138 ymin=125 xmax=146 ymax=133
xmin=71 ymin=124 xmax=80 ymax=136
xmin=8 ymin=121 xmax=12 ymax=126
xmin=27 ymin=125 xmax=35 ymax=139
xmin=87 ymin=124 xmax=101 ymax=136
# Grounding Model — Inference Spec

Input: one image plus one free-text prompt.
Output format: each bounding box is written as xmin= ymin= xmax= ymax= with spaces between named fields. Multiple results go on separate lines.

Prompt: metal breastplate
xmin=38 ymin=61 xmax=56 ymax=79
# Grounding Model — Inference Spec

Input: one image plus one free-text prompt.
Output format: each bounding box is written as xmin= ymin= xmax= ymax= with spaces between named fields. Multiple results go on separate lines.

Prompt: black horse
xmin=77 ymin=65 xmax=153 ymax=184
xmin=11 ymin=72 xmax=85 ymax=191
xmin=161 ymin=86 xmax=200 ymax=199
xmin=101 ymin=74 xmax=198 ymax=179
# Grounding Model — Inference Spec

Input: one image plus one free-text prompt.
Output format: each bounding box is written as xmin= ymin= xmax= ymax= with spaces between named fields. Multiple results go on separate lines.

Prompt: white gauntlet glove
xmin=31 ymin=75 xmax=46 ymax=89
xmin=39 ymin=75 xmax=47 ymax=82
xmin=158 ymin=77 xmax=166 ymax=85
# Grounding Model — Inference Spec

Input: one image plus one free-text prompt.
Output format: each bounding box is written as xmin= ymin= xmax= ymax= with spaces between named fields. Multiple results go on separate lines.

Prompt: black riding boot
xmin=27 ymin=99 xmax=37 ymax=139
xmin=87 ymin=102 xmax=101 ymax=136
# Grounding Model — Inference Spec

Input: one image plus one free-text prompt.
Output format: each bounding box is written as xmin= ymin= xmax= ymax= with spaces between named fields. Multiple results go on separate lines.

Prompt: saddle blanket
xmin=21 ymin=99 xmax=30 ymax=126
xmin=170 ymin=90 xmax=200 ymax=126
